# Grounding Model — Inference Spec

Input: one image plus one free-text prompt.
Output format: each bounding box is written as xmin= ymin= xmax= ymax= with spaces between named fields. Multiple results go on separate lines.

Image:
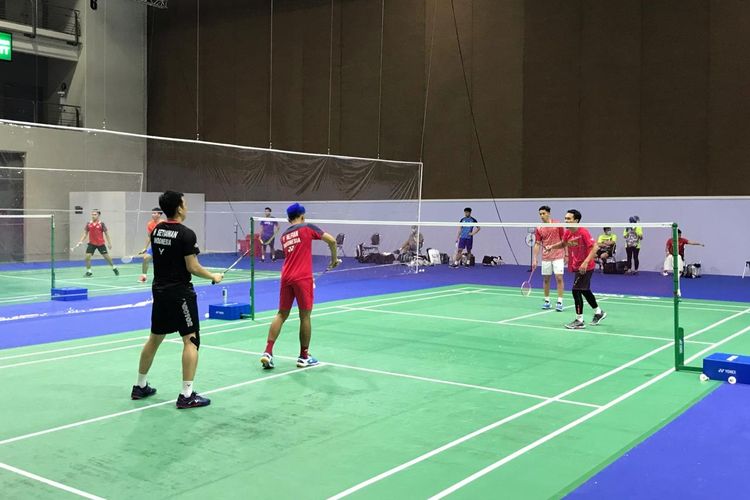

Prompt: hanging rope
xmin=268 ymin=0 xmax=274 ymax=148
xmin=102 ymin=0 xmax=108 ymax=129
xmin=327 ymin=0 xmax=335 ymax=154
xmin=418 ymin=0 xmax=438 ymax=162
xmin=195 ymin=0 xmax=200 ymax=139
xmin=449 ymin=0 xmax=519 ymax=264
xmin=376 ymin=0 xmax=385 ymax=158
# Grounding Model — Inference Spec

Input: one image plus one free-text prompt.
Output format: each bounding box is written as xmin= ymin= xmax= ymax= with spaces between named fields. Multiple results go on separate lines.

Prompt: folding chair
xmin=336 ymin=233 xmax=345 ymax=257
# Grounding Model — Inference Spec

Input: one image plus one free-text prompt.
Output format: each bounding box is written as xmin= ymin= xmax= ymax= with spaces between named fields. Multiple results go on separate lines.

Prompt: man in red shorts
xmin=260 ymin=203 xmax=339 ymax=369
xmin=73 ymin=209 xmax=119 ymax=277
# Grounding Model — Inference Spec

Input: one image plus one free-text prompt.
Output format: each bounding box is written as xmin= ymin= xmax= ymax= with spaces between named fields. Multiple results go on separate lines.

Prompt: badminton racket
xmin=313 ymin=259 xmax=342 ymax=289
xmin=121 ymin=248 xmax=147 ymax=264
xmin=211 ymin=249 xmax=251 ymax=284
xmin=521 ymin=266 xmax=538 ymax=297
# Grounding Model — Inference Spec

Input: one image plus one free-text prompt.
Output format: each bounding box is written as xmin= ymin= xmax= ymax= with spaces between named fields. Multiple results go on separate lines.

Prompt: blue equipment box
xmin=702 ymin=353 xmax=750 ymax=384
xmin=208 ymin=302 xmax=251 ymax=320
xmin=51 ymin=287 xmax=88 ymax=301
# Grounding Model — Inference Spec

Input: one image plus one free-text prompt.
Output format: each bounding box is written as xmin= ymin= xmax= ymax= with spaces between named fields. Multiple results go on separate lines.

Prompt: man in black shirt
xmin=130 ymin=191 xmax=223 ymax=409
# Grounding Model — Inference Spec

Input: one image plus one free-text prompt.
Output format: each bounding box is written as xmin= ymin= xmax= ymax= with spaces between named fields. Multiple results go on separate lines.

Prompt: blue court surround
xmin=568 ymin=383 xmax=750 ymax=498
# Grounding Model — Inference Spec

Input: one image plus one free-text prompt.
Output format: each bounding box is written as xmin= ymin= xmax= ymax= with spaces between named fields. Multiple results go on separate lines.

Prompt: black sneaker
xmin=176 ymin=392 xmax=211 ymax=409
xmin=591 ymin=311 xmax=607 ymax=326
xmin=131 ymin=384 xmax=157 ymax=400
xmin=84 ymin=271 xmax=93 ymax=277
xmin=113 ymin=268 xmax=120 ymax=276
xmin=565 ymin=319 xmax=586 ymax=330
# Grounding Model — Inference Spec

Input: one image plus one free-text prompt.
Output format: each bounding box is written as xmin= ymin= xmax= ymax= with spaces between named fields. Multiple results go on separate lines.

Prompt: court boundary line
xmin=460 ymin=285 xmax=750 ymax=309
xmin=0 ymin=461 xmax=105 ymax=500
xmin=0 ymin=365 xmax=323 ymax=447
xmin=338 ymin=303 xmax=713 ymax=346
xmin=0 ymin=287 xmax=476 ymax=363
xmin=463 ymin=288 xmax=750 ymax=313
xmin=429 ymin=320 xmax=750 ymax=498
xmin=0 ymin=317 xmax=257 ymax=361
xmin=326 ymin=306 xmax=750 ymax=499
xmin=190 ymin=343 xmax=601 ymax=409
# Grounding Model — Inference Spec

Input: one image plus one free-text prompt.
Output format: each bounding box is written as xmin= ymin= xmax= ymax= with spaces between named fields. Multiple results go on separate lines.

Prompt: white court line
xmin=0 ymin=462 xmax=105 ymax=500
xmin=340 ymin=301 xmax=699 ymax=346
xmin=460 ymin=286 xmax=750 ymax=310
xmin=430 ymin=320 xmax=750 ymax=499
xmin=0 ymin=272 xmax=127 ymax=291
xmin=327 ymin=306 xmax=750 ymax=499
xmin=0 ymin=288 xmax=474 ymax=367
xmin=504 ymin=321 xmax=715 ymax=345
xmin=465 ymin=288 xmax=749 ymax=313
xmin=0 ymin=317 xmax=266 ymax=362
xmin=0 ymin=274 xmax=254 ymax=305
xmin=0 ymin=287 xmax=470 ymax=360
xmin=194 ymin=343 xmax=601 ymax=410
xmin=0 ymin=365 xmax=322 ymax=447
xmin=0 ymin=344 xmax=144 ymax=370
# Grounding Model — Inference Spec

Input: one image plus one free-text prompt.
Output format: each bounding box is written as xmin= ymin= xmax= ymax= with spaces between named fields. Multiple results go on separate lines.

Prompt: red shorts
xmin=279 ymin=278 xmax=314 ymax=311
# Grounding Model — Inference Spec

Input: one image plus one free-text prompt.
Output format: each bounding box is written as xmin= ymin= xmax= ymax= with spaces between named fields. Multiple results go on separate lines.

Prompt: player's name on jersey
xmin=282 ymin=230 xmax=301 ymax=252
xmin=153 ymin=228 xmax=179 ymax=246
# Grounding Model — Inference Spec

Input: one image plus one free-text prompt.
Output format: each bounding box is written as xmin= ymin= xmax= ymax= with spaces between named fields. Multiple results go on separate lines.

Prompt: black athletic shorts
xmin=572 ymin=270 xmax=593 ymax=291
xmin=86 ymin=244 xmax=108 ymax=255
xmin=151 ymin=286 xmax=200 ymax=336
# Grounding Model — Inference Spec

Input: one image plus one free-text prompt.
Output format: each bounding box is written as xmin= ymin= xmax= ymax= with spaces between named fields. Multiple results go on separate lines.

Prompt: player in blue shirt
xmin=451 ymin=207 xmax=480 ymax=267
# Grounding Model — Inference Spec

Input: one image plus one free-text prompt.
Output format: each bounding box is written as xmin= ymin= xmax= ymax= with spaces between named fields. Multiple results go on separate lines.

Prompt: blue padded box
xmin=208 ymin=302 xmax=251 ymax=320
xmin=51 ymin=287 xmax=88 ymax=301
xmin=703 ymin=353 xmax=750 ymax=384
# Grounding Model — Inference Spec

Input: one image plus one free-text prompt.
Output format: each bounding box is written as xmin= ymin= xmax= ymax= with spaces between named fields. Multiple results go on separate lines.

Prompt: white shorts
xmin=541 ymin=259 xmax=565 ymax=276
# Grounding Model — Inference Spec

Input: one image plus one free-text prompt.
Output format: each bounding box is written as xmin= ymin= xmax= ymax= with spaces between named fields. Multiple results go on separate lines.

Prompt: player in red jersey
xmin=545 ymin=209 xmax=606 ymax=330
xmin=260 ymin=203 xmax=339 ymax=369
xmin=73 ymin=209 xmax=119 ymax=277
xmin=531 ymin=205 xmax=566 ymax=311
xmin=138 ymin=207 xmax=164 ymax=283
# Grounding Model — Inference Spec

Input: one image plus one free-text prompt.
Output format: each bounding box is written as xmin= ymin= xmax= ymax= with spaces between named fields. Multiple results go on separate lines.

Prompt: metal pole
xmin=250 ymin=216 xmax=255 ymax=320
xmin=50 ymin=213 xmax=56 ymax=290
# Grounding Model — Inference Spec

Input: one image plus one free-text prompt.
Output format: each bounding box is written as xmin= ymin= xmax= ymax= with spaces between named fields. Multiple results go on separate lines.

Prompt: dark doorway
xmin=0 ymin=152 xmax=25 ymax=261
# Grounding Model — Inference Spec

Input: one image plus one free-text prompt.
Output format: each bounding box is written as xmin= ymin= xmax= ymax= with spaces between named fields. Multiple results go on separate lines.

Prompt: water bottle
xmin=222 ymin=287 xmax=228 ymax=305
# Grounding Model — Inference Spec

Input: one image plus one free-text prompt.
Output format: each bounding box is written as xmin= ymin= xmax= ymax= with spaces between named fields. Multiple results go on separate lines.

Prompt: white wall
xmin=204 ymin=197 xmax=748 ymax=276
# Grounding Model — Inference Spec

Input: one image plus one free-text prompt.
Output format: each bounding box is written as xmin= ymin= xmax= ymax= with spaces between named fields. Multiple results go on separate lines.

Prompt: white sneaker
xmin=296 ymin=356 xmax=319 ymax=368
xmin=260 ymin=353 xmax=274 ymax=370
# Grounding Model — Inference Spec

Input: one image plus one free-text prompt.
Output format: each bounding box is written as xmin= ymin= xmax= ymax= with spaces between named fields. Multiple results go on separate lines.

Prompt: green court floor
xmin=1 ymin=285 xmax=749 ymax=499
xmin=0 ymin=264 xmax=278 ymax=305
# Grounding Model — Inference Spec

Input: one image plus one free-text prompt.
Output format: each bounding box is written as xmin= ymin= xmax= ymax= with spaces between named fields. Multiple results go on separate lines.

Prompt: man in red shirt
xmin=531 ymin=205 xmax=566 ymax=311
xmin=260 ymin=203 xmax=339 ymax=369
xmin=138 ymin=207 xmax=164 ymax=283
xmin=73 ymin=209 xmax=119 ymax=277
xmin=663 ymin=229 xmax=703 ymax=276
xmin=545 ymin=209 xmax=606 ymax=330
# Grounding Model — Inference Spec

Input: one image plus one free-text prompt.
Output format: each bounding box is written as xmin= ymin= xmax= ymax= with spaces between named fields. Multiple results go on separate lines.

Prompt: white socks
xmin=136 ymin=373 xmax=147 ymax=388
xmin=182 ymin=381 xmax=193 ymax=398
